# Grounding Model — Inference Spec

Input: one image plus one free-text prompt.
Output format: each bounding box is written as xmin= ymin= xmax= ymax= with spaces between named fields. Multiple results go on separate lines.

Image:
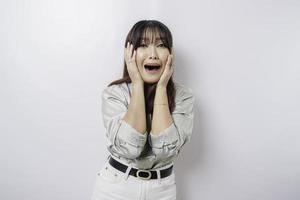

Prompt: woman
xmin=91 ymin=20 xmax=195 ymax=200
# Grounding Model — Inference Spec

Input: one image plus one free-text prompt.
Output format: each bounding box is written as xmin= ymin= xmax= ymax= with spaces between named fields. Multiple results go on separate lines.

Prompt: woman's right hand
xmin=124 ymin=42 xmax=144 ymax=85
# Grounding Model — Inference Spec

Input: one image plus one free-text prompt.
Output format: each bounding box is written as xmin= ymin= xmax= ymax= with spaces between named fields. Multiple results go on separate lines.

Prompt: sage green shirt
xmin=101 ymin=81 xmax=195 ymax=170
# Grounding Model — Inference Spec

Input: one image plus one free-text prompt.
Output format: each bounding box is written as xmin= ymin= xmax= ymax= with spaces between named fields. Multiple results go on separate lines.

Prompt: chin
xmin=144 ymin=79 xmax=159 ymax=84
xmin=142 ymin=77 xmax=160 ymax=84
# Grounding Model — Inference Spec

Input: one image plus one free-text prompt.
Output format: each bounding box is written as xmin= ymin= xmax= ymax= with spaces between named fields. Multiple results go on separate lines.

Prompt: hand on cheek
xmin=124 ymin=42 xmax=143 ymax=85
xmin=157 ymin=54 xmax=173 ymax=87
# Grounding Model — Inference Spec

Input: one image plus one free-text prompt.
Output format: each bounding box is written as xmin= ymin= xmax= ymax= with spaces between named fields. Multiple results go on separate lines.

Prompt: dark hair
xmin=107 ymin=19 xmax=176 ymax=116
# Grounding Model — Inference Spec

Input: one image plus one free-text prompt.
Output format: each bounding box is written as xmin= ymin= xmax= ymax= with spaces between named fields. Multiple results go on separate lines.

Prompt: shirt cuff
xmin=149 ymin=123 xmax=179 ymax=149
xmin=118 ymin=119 xmax=147 ymax=147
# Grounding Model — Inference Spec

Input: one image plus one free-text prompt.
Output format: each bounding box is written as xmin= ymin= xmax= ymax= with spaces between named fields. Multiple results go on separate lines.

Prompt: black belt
xmin=108 ymin=156 xmax=173 ymax=180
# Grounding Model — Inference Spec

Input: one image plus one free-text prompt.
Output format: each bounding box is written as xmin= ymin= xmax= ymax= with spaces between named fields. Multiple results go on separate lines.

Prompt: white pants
xmin=90 ymin=159 xmax=177 ymax=200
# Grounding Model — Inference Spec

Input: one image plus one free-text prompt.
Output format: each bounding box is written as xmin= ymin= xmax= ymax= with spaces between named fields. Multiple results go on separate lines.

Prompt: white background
xmin=1 ymin=0 xmax=300 ymax=199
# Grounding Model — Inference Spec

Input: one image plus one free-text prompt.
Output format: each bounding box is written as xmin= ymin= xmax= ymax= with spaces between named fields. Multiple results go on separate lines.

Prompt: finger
xmin=132 ymin=50 xmax=136 ymax=61
xmin=170 ymin=61 xmax=174 ymax=74
xmin=167 ymin=55 xmax=174 ymax=75
xmin=130 ymin=43 xmax=133 ymax=57
xmin=166 ymin=54 xmax=172 ymax=68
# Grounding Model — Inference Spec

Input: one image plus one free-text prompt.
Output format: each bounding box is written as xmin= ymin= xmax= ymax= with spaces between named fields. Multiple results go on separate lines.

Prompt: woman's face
xmin=135 ymin=31 xmax=171 ymax=84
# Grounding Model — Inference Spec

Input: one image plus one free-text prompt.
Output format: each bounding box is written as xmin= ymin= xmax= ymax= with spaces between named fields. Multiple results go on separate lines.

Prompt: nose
xmin=149 ymin=46 xmax=158 ymax=59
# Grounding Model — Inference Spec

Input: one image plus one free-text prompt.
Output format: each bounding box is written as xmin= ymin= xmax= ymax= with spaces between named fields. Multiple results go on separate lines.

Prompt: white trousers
xmin=90 ymin=159 xmax=177 ymax=200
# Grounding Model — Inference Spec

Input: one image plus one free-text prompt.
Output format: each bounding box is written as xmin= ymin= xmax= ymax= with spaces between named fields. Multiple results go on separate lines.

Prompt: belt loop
xmin=157 ymin=169 xmax=162 ymax=185
xmin=123 ymin=165 xmax=132 ymax=181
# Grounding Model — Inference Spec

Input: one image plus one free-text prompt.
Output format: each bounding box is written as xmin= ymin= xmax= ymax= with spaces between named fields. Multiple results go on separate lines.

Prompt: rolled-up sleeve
xmin=149 ymin=86 xmax=195 ymax=158
xmin=101 ymin=84 xmax=147 ymax=159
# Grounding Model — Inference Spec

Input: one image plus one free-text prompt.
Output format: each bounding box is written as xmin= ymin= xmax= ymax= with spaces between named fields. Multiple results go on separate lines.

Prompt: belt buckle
xmin=136 ymin=169 xmax=152 ymax=180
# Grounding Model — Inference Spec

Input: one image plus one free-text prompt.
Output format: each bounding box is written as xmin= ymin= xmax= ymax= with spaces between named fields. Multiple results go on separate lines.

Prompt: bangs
xmin=137 ymin=26 xmax=172 ymax=49
xmin=126 ymin=20 xmax=173 ymax=51
xmin=139 ymin=27 xmax=167 ymax=44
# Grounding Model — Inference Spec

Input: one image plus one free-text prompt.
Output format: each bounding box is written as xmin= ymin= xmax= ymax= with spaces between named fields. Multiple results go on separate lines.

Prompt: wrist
xmin=154 ymin=103 xmax=168 ymax=106
xmin=156 ymin=85 xmax=167 ymax=91
xmin=132 ymin=82 xmax=144 ymax=88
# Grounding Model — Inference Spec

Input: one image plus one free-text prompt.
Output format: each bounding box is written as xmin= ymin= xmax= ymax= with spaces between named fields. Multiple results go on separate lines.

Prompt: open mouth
xmin=144 ymin=64 xmax=161 ymax=73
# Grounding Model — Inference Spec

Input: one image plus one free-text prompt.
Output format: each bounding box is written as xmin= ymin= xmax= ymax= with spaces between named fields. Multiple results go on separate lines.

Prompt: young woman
xmin=91 ymin=20 xmax=195 ymax=200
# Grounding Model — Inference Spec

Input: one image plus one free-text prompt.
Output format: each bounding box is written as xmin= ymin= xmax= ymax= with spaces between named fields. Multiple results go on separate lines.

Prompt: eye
xmin=157 ymin=43 xmax=166 ymax=48
xmin=139 ymin=44 xmax=148 ymax=48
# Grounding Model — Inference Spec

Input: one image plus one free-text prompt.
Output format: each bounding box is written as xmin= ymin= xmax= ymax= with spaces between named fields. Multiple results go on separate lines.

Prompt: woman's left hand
xmin=157 ymin=54 xmax=174 ymax=88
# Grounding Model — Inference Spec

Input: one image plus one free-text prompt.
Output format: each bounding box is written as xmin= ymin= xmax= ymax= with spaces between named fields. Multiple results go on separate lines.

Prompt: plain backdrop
xmin=1 ymin=0 xmax=300 ymax=199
